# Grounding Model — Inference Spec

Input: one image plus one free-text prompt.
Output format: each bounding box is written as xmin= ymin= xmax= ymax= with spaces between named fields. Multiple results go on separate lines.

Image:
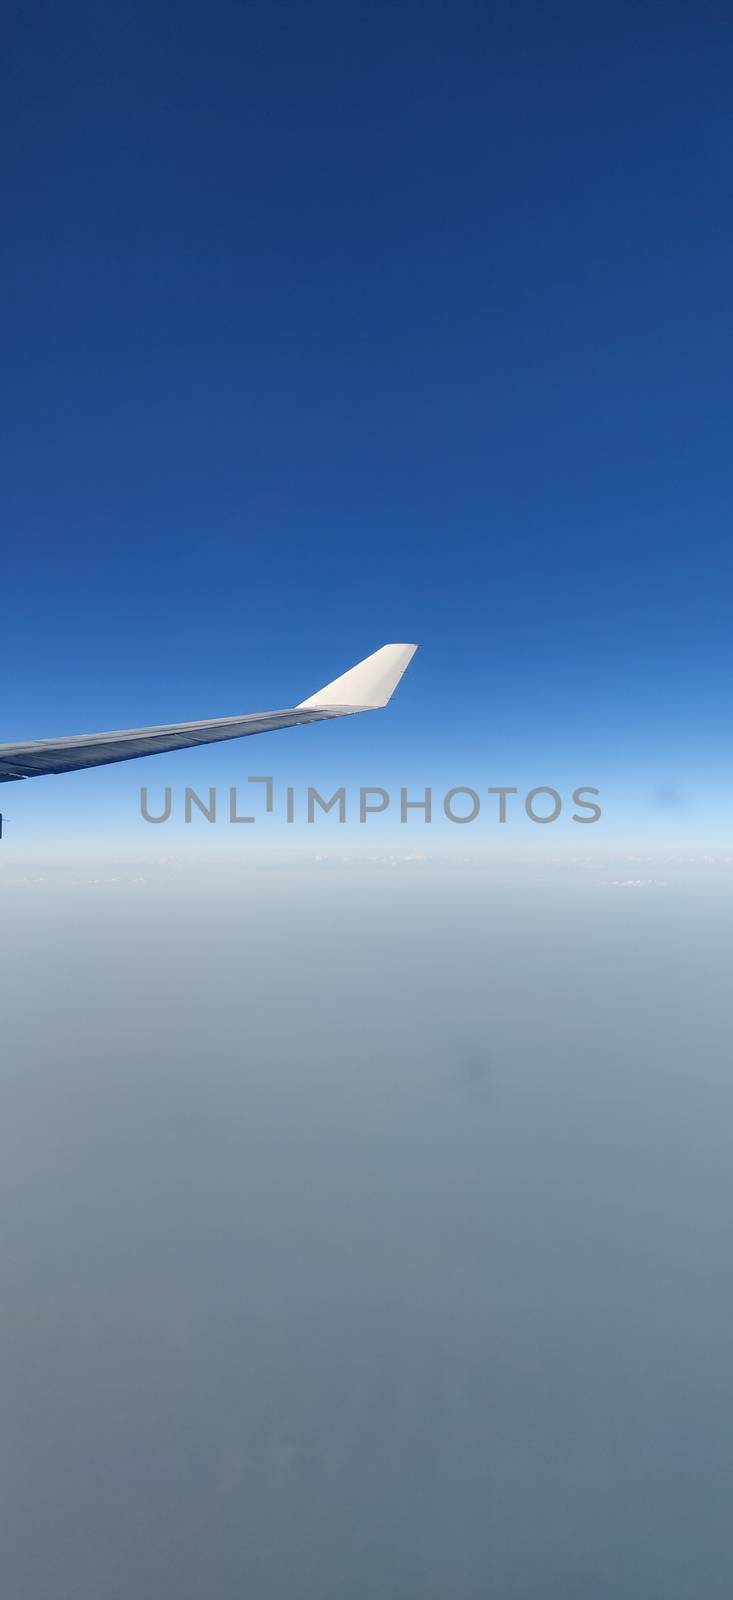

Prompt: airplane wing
xmin=0 ymin=643 xmax=417 ymax=783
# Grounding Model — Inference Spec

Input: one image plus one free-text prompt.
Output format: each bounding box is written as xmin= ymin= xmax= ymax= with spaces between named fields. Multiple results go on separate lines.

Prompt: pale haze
xmin=2 ymin=856 xmax=732 ymax=1597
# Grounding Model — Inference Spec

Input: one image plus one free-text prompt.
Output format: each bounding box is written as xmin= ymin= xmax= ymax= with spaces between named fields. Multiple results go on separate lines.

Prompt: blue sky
xmin=3 ymin=0 xmax=732 ymax=849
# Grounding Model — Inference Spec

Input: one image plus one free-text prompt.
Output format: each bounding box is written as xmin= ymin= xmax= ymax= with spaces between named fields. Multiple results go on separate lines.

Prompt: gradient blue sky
xmin=3 ymin=0 xmax=732 ymax=848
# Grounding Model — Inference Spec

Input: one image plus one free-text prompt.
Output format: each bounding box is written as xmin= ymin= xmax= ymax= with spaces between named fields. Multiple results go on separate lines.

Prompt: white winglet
xmin=297 ymin=643 xmax=418 ymax=710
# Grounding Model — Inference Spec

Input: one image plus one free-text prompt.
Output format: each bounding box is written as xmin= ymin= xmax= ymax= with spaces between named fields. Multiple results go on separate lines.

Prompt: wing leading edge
xmin=0 ymin=643 xmax=417 ymax=783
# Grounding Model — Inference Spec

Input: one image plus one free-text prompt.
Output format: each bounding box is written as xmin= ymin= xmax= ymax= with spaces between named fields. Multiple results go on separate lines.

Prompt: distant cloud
xmin=597 ymin=879 xmax=670 ymax=889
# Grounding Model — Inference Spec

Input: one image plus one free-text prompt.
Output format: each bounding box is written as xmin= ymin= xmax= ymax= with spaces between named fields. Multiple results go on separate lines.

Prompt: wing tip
xmin=297 ymin=642 xmax=418 ymax=710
